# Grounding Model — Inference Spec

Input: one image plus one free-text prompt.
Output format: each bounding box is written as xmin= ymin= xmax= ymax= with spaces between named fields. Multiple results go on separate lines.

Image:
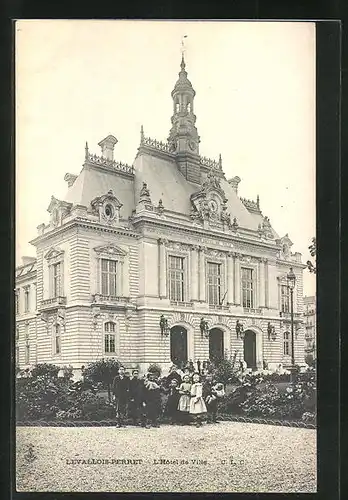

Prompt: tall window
xmin=25 ymin=342 xmax=30 ymax=364
xmin=24 ymin=287 xmax=30 ymax=312
xmin=101 ymin=259 xmax=117 ymax=296
xmin=15 ymin=290 xmax=19 ymax=315
xmin=281 ymin=285 xmax=290 ymax=313
xmin=241 ymin=268 xmax=254 ymax=308
xmin=54 ymin=324 xmax=61 ymax=355
xmin=168 ymin=256 xmax=185 ymax=302
xmin=207 ymin=262 xmax=222 ymax=305
xmin=16 ymin=345 xmax=19 ymax=363
xmin=283 ymin=331 xmax=291 ymax=356
xmin=52 ymin=263 xmax=62 ymax=297
xmin=104 ymin=321 xmax=116 ymax=353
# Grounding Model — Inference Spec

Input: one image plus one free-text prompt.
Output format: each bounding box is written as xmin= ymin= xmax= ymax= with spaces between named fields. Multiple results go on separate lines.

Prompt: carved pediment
xmin=91 ymin=190 xmax=123 ymax=210
xmin=93 ymin=243 xmax=127 ymax=257
xmin=44 ymin=247 xmax=64 ymax=261
xmin=47 ymin=196 xmax=72 ymax=214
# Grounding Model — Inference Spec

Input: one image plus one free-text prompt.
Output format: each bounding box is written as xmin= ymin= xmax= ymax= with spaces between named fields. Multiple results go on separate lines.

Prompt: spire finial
xmin=180 ymin=35 xmax=187 ymax=70
xmin=85 ymin=141 xmax=89 ymax=160
xmin=219 ymin=153 xmax=222 ymax=169
xmin=140 ymin=125 xmax=144 ymax=144
xmin=257 ymin=194 xmax=260 ymax=208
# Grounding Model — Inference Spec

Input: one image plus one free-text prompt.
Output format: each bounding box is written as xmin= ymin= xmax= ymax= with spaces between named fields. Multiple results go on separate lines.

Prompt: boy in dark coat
xmin=128 ymin=369 xmax=144 ymax=426
xmin=143 ymin=372 xmax=162 ymax=428
xmin=112 ymin=365 xmax=130 ymax=427
xmin=163 ymin=378 xmax=181 ymax=424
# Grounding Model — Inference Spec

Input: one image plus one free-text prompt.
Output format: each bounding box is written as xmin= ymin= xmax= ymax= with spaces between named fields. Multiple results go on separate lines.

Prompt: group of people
xmin=112 ymin=364 xmax=225 ymax=428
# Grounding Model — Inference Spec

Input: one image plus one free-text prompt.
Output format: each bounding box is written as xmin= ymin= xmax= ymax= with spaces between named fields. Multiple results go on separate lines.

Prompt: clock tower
xmin=168 ymin=54 xmax=201 ymax=184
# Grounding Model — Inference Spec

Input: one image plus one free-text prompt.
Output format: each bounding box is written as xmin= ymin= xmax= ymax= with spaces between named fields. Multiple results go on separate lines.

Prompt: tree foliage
xmin=83 ymin=358 xmax=120 ymax=401
xmin=30 ymin=363 xmax=61 ymax=379
xmin=306 ymin=237 xmax=316 ymax=274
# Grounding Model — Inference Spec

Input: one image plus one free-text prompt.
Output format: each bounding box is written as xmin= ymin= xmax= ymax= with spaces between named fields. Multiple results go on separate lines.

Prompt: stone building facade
xmin=303 ymin=295 xmax=316 ymax=359
xmin=15 ymin=55 xmax=306 ymax=376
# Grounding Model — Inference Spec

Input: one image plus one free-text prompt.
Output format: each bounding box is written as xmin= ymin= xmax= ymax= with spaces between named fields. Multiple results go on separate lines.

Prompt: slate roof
xmin=63 ymin=147 xmax=279 ymax=237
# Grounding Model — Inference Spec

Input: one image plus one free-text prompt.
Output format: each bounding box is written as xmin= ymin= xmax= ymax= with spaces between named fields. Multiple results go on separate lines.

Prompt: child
xmin=164 ymin=378 xmax=180 ymax=424
xmin=205 ymin=378 xmax=225 ymax=424
xmin=177 ymin=374 xmax=192 ymax=425
xmin=182 ymin=367 xmax=193 ymax=381
xmin=205 ymin=382 xmax=225 ymax=405
xmin=189 ymin=372 xmax=207 ymax=427
xmin=142 ymin=372 xmax=162 ymax=428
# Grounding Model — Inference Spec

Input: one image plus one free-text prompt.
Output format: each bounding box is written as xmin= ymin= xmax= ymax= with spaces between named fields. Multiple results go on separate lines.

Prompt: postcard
xmin=15 ymin=19 xmax=317 ymax=493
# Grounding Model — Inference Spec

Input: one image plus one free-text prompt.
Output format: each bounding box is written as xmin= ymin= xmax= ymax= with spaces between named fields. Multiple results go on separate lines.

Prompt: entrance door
xmin=170 ymin=326 xmax=188 ymax=369
xmin=209 ymin=328 xmax=224 ymax=362
xmin=243 ymin=330 xmax=257 ymax=369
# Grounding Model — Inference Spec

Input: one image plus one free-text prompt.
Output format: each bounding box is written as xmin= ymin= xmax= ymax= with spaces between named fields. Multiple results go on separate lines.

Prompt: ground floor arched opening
xmin=170 ymin=325 xmax=188 ymax=369
xmin=209 ymin=327 xmax=224 ymax=363
xmin=243 ymin=329 xmax=257 ymax=370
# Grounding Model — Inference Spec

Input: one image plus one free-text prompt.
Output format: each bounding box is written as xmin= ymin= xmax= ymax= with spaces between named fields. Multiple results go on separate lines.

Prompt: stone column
xmin=158 ymin=239 xmax=167 ymax=298
xmin=190 ymin=245 xmax=199 ymax=301
xmin=266 ymin=259 xmax=270 ymax=307
xmin=122 ymin=255 xmax=130 ymax=297
xmin=227 ymin=252 xmax=234 ymax=304
xmin=199 ymin=246 xmax=206 ymax=302
xmin=258 ymin=258 xmax=265 ymax=307
xmin=234 ymin=253 xmax=241 ymax=305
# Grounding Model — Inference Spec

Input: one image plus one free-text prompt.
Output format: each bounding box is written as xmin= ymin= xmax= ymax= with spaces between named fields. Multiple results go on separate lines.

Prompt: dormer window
xmin=104 ymin=204 xmax=114 ymax=219
xmin=91 ymin=190 xmax=122 ymax=224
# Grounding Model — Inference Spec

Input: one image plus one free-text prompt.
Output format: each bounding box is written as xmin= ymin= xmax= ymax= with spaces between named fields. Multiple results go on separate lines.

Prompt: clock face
xmin=208 ymin=199 xmax=219 ymax=213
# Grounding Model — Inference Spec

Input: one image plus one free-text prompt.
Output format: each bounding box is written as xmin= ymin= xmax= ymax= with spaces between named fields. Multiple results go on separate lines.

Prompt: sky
xmin=15 ymin=20 xmax=316 ymax=295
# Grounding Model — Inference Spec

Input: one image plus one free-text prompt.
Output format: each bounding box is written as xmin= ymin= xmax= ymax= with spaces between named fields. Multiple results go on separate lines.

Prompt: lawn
xmin=16 ymin=422 xmax=316 ymax=493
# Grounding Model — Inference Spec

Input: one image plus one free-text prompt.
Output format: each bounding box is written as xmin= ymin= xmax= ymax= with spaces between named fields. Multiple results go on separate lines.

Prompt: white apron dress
xmin=177 ymin=382 xmax=192 ymax=412
xmin=189 ymin=382 xmax=207 ymax=415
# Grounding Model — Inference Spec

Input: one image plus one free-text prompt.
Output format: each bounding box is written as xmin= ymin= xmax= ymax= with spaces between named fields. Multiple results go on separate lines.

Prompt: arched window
xmin=283 ymin=331 xmax=290 ymax=356
xmin=104 ymin=321 xmax=116 ymax=353
xmin=175 ymin=102 xmax=180 ymax=113
xmin=187 ymin=102 xmax=191 ymax=113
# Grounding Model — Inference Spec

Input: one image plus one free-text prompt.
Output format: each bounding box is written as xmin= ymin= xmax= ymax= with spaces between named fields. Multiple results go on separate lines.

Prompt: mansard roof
xmin=15 ymin=260 xmax=37 ymax=279
xmin=64 ymin=163 xmax=135 ymax=219
xmin=62 ymin=142 xmax=281 ymax=235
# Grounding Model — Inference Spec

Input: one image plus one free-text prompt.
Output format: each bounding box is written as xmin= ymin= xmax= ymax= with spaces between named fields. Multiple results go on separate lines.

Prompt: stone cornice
xmin=132 ymin=217 xmax=279 ymax=254
xmin=30 ymin=218 xmax=140 ymax=246
xmin=276 ymin=258 xmax=306 ymax=270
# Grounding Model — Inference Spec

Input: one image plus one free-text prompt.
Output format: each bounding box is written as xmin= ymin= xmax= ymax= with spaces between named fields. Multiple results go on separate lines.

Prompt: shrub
xmin=219 ymin=384 xmax=252 ymax=415
xmin=241 ymin=382 xmax=283 ymax=418
xmin=30 ymin=363 xmax=60 ymax=379
xmin=16 ymin=375 xmax=70 ymax=421
xmin=83 ymin=358 xmax=120 ymax=402
xmin=58 ymin=392 xmax=115 ymax=420
xmin=220 ymin=366 xmax=316 ymax=422
xmin=61 ymin=365 xmax=74 ymax=380
xmin=209 ymin=357 xmax=241 ymax=385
